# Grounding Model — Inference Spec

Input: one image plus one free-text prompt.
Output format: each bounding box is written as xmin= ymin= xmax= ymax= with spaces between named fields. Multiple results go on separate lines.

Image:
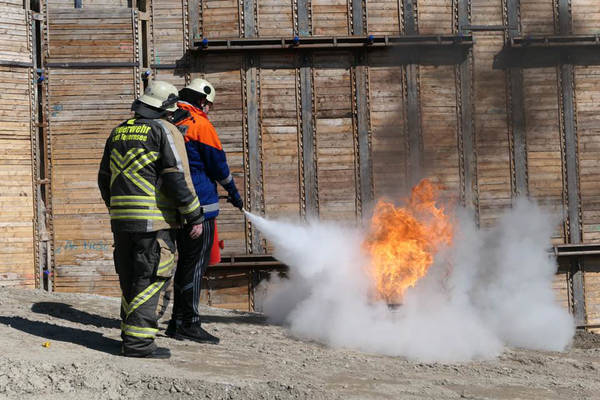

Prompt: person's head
xmin=131 ymin=80 xmax=179 ymax=119
xmin=179 ymin=78 xmax=215 ymax=114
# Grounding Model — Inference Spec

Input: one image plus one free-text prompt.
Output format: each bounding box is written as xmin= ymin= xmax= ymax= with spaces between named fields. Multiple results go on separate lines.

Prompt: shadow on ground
xmin=0 ymin=316 xmax=121 ymax=355
xmin=31 ymin=302 xmax=121 ymax=329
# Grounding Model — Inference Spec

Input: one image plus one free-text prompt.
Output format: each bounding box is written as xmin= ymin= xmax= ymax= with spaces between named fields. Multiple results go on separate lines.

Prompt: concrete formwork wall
xmin=2 ymin=0 xmax=600 ymax=322
xmin=0 ymin=0 xmax=35 ymax=288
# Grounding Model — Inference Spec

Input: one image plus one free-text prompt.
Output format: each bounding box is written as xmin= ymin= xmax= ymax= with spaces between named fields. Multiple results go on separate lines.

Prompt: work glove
xmin=228 ymin=191 xmax=244 ymax=211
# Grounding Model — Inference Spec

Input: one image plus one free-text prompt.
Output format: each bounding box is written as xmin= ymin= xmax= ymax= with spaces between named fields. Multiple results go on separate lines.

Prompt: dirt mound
xmin=0 ymin=287 xmax=598 ymax=399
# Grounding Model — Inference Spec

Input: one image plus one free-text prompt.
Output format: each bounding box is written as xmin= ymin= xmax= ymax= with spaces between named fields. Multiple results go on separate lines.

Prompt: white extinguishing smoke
xmin=246 ymin=199 xmax=575 ymax=362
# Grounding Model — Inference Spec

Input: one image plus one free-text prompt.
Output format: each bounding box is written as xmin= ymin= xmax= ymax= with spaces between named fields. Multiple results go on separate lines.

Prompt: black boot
xmin=176 ymin=322 xmax=220 ymax=344
xmin=122 ymin=346 xmax=171 ymax=359
xmin=164 ymin=319 xmax=179 ymax=338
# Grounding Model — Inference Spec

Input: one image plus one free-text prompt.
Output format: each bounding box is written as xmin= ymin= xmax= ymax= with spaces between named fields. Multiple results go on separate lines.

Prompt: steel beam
xmin=297 ymin=0 xmax=311 ymax=36
xmin=505 ymin=0 xmax=528 ymax=197
xmin=403 ymin=1 xmax=423 ymax=188
xmin=245 ymin=55 xmax=265 ymax=253
xmin=456 ymin=0 xmax=477 ymax=213
xmin=556 ymin=1 xmax=586 ymax=326
xmin=299 ymin=54 xmax=318 ymax=216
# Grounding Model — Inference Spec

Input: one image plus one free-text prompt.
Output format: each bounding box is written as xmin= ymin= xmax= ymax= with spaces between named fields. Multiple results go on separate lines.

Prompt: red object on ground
xmin=208 ymin=220 xmax=223 ymax=265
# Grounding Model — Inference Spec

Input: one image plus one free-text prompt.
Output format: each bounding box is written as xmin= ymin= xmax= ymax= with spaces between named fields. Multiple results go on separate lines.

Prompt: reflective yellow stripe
xmin=157 ymin=254 xmax=175 ymax=275
xmin=179 ymin=197 xmax=200 ymax=215
xmin=121 ymin=322 xmax=158 ymax=339
xmin=122 ymin=152 xmax=159 ymax=196
xmin=125 ymin=280 xmax=165 ymax=319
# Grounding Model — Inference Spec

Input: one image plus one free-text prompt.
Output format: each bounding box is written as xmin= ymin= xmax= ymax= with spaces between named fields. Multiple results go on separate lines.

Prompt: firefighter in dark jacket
xmin=98 ymin=80 xmax=205 ymax=359
xmin=164 ymin=78 xmax=243 ymax=343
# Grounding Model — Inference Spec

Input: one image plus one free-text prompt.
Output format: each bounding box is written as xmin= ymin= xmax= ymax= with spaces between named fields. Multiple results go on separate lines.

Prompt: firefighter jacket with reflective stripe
xmin=98 ymin=117 xmax=204 ymax=232
xmin=176 ymin=101 xmax=240 ymax=219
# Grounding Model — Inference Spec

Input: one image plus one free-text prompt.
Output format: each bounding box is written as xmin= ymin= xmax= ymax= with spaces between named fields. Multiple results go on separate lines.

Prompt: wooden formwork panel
xmin=470 ymin=0 xmax=503 ymax=25
xmin=572 ymin=0 xmax=600 ymax=34
xmin=520 ymin=0 xmax=555 ymax=35
xmin=47 ymin=0 xmax=129 ymax=7
xmin=258 ymin=0 xmax=294 ymax=37
xmin=0 ymin=0 xmax=35 ymax=289
xmin=260 ymin=55 xmax=301 ymax=222
xmin=369 ymin=55 xmax=407 ymax=200
xmin=366 ymin=0 xmax=400 ymax=35
xmin=49 ymin=68 xmax=135 ymax=295
xmin=152 ymin=70 xmax=187 ymax=87
xmin=313 ymin=53 xmax=357 ymax=220
xmin=312 ymin=0 xmax=350 ymax=36
xmin=583 ymin=256 xmax=600 ymax=331
xmin=523 ymin=68 xmax=566 ymax=245
xmin=553 ymin=270 xmax=571 ymax=312
xmin=575 ymin=66 xmax=600 ymax=243
xmin=153 ymin=0 xmax=186 ymax=65
xmin=195 ymin=56 xmax=247 ymax=254
xmin=417 ymin=0 xmax=454 ymax=35
xmin=46 ymin=8 xmax=134 ymax=63
xmin=0 ymin=4 xmax=30 ymax=64
xmin=473 ymin=33 xmax=511 ymax=227
xmin=203 ymin=271 xmax=251 ymax=311
xmin=201 ymin=0 xmax=240 ymax=38
xmin=419 ymin=65 xmax=459 ymax=199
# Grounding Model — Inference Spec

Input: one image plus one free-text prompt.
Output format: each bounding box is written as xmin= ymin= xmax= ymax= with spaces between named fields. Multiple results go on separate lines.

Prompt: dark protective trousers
xmin=172 ymin=218 xmax=215 ymax=324
xmin=113 ymin=230 xmax=176 ymax=355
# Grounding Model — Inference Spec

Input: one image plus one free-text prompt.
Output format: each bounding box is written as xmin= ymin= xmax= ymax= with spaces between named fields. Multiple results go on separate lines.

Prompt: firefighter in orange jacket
xmin=165 ymin=79 xmax=243 ymax=343
xmin=98 ymin=81 xmax=204 ymax=358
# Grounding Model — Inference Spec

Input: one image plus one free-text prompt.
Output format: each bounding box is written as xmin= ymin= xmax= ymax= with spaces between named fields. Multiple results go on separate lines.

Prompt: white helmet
xmin=185 ymin=78 xmax=216 ymax=103
xmin=138 ymin=80 xmax=179 ymax=111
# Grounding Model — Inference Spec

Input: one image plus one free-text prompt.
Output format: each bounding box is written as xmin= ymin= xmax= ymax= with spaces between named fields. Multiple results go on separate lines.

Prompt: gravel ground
xmin=0 ymin=287 xmax=598 ymax=400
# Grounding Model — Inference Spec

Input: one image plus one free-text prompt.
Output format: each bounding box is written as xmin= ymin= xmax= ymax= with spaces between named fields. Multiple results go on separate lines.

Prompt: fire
xmin=365 ymin=179 xmax=454 ymax=304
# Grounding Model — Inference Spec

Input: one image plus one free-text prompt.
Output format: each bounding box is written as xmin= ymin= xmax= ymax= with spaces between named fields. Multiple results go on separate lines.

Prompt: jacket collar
xmin=177 ymin=101 xmax=208 ymax=119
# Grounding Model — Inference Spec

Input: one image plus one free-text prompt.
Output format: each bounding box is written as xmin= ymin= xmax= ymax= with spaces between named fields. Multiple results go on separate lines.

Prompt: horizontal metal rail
xmin=45 ymin=61 xmax=138 ymax=68
xmin=461 ymin=25 xmax=507 ymax=32
xmin=0 ymin=60 xmax=33 ymax=68
xmin=510 ymin=34 xmax=600 ymax=48
xmin=193 ymin=35 xmax=473 ymax=52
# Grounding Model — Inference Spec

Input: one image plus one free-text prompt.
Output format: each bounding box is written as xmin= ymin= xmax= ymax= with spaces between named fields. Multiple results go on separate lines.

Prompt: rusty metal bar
xmin=505 ymin=0 xmax=528 ymax=197
xmin=193 ymin=35 xmax=473 ymax=51
xmin=510 ymin=35 xmax=600 ymax=47
xmin=46 ymin=62 xmax=138 ymax=68
xmin=456 ymin=0 xmax=477 ymax=215
xmin=0 ymin=60 xmax=34 ymax=67
xmin=556 ymin=1 xmax=586 ymax=326
xmin=300 ymin=53 xmax=318 ymax=216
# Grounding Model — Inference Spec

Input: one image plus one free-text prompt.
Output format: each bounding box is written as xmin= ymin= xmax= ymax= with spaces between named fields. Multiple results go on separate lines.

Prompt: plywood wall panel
xmin=312 ymin=0 xmax=350 ymax=36
xmin=572 ymin=0 xmax=600 ymax=34
xmin=201 ymin=0 xmax=240 ymax=38
xmin=473 ymin=33 xmax=511 ymax=227
xmin=523 ymin=68 xmax=566 ymax=244
xmin=47 ymin=9 xmax=134 ymax=63
xmin=366 ymin=0 xmax=400 ymax=35
xmin=153 ymin=0 xmax=186 ymax=65
xmin=49 ymin=68 xmax=134 ymax=295
xmin=471 ymin=0 xmax=503 ymax=25
xmin=576 ymin=66 xmax=600 ymax=243
xmin=314 ymin=54 xmax=357 ymax=220
xmin=369 ymin=55 xmax=407 ymax=200
xmin=0 ymin=1 xmax=34 ymax=289
xmin=417 ymin=0 xmax=453 ymax=35
xmin=420 ymin=65 xmax=459 ymax=198
xmin=520 ymin=0 xmax=555 ymax=35
xmin=261 ymin=55 xmax=300 ymax=221
xmin=258 ymin=0 xmax=294 ymax=36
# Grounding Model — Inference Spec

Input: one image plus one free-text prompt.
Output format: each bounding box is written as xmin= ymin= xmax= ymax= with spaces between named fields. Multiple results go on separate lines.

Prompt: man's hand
xmin=228 ymin=192 xmax=244 ymax=211
xmin=189 ymin=223 xmax=203 ymax=239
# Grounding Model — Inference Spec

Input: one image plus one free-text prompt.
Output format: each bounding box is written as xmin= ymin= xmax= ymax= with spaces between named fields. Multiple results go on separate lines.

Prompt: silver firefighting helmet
xmin=185 ymin=78 xmax=216 ymax=103
xmin=138 ymin=80 xmax=179 ymax=112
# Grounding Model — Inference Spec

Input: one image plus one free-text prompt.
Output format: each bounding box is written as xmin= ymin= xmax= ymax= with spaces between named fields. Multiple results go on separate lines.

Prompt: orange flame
xmin=365 ymin=179 xmax=454 ymax=304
